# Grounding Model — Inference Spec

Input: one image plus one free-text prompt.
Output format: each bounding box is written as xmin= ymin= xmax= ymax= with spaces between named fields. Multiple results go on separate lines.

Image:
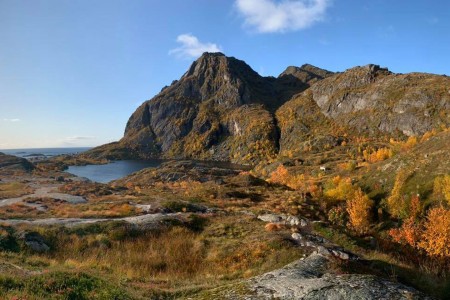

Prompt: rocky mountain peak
xmin=182 ymin=52 xmax=258 ymax=81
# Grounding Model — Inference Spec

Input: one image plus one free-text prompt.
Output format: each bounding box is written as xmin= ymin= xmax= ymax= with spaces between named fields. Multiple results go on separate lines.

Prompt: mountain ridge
xmin=84 ymin=52 xmax=449 ymax=164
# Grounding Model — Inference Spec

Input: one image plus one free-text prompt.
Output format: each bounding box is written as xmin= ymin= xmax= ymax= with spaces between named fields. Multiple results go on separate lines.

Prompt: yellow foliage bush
xmin=433 ymin=175 xmax=450 ymax=205
xmin=324 ymin=176 xmax=356 ymax=201
xmin=346 ymin=188 xmax=373 ymax=234
xmin=386 ymin=170 xmax=410 ymax=219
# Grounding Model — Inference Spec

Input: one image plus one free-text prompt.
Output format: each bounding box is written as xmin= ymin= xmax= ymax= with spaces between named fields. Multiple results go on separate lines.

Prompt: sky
xmin=0 ymin=0 xmax=449 ymax=149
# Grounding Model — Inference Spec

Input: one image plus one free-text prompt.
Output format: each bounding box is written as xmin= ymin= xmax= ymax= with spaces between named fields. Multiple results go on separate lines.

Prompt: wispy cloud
xmin=64 ymin=136 xmax=95 ymax=142
xmin=3 ymin=118 xmax=20 ymax=122
xmin=427 ymin=17 xmax=439 ymax=25
xmin=169 ymin=34 xmax=222 ymax=59
xmin=235 ymin=0 xmax=332 ymax=33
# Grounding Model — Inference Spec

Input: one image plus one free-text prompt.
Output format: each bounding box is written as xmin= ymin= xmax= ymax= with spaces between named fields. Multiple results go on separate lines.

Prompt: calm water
xmin=67 ymin=160 xmax=164 ymax=183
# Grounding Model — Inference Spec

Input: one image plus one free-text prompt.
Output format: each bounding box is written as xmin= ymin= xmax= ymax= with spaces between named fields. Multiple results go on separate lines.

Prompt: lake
xmin=67 ymin=160 xmax=164 ymax=183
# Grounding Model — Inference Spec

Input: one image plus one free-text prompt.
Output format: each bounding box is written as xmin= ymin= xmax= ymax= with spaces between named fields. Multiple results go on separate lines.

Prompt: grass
xmin=0 ymin=213 xmax=303 ymax=298
xmin=0 ymin=271 xmax=130 ymax=300
xmin=0 ymin=182 xmax=33 ymax=199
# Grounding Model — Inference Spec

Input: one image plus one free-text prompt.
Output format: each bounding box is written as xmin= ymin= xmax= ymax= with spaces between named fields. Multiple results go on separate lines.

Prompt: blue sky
xmin=0 ymin=0 xmax=449 ymax=149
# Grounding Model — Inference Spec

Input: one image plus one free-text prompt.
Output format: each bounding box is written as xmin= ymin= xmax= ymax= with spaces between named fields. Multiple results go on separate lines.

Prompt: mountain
xmin=89 ymin=53 xmax=330 ymax=163
xmin=85 ymin=53 xmax=449 ymax=164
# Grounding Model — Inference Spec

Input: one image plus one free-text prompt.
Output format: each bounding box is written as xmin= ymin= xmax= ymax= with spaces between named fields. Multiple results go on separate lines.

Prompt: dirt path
xmin=0 ymin=185 xmax=86 ymax=207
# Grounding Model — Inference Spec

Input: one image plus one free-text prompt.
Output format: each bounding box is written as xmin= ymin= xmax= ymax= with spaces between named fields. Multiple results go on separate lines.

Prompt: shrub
xmin=386 ymin=170 xmax=410 ymax=219
xmin=264 ymin=223 xmax=284 ymax=232
xmin=327 ymin=205 xmax=348 ymax=227
xmin=269 ymin=165 xmax=289 ymax=186
xmin=418 ymin=207 xmax=450 ymax=258
xmin=389 ymin=217 xmax=422 ymax=249
xmin=433 ymin=175 xmax=450 ymax=205
xmin=346 ymin=188 xmax=373 ymax=234
xmin=324 ymin=176 xmax=356 ymax=201
xmin=363 ymin=147 xmax=393 ymax=163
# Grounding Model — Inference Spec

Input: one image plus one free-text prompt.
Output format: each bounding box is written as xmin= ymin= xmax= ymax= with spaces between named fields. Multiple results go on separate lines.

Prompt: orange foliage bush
xmin=346 ymin=188 xmax=373 ymax=234
xmin=268 ymin=165 xmax=313 ymax=198
xmin=362 ymin=147 xmax=393 ymax=163
xmin=418 ymin=207 xmax=450 ymax=258
xmin=390 ymin=206 xmax=450 ymax=258
xmin=269 ymin=165 xmax=289 ymax=185
xmin=265 ymin=223 xmax=284 ymax=232
xmin=389 ymin=217 xmax=422 ymax=248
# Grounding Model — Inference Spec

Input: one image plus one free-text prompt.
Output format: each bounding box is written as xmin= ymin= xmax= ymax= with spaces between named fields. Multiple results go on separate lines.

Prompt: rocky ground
xmin=0 ymin=151 xmax=448 ymax=299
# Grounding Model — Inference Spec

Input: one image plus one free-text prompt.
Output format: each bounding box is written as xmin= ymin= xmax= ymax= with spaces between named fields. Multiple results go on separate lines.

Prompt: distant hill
xmin=0 ymin=153 xmax=35 ymax=172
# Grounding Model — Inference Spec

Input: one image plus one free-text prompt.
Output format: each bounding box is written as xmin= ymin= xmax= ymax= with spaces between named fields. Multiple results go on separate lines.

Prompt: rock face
xmin=211 ymin=254 xmax=431 ymax=299
xmin=88 ymin=53 xmax=449 ymax=163
xmin=97 ymin=53 xmax=330 ymax=164
xmin=309 ymin=65 xmax=450 ymax=137
xmin=0 ymin=153 xmax=35 ymax=172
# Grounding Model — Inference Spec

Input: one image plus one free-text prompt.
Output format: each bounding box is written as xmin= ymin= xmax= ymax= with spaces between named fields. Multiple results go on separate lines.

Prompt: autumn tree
xmin=418 ymin=206 xmax=450 ymax=258
xmin=386 ymin=169 xmax=410 ymax=219
xmin=346 ymin=188 xmax=373 ymax=234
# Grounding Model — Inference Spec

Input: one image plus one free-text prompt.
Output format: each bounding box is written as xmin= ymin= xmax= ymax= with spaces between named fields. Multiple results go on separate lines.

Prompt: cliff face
xmin=276 ymin=64 xmax=450 ymax=155
xmin=89 ymin=53 xmax=449 ymax=164
xmin=120 ymin=53 xmax=327 ymax=163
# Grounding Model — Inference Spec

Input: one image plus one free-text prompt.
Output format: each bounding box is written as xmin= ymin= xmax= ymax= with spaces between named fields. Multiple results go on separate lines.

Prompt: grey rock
xmin=317 ymin=245 xmax=331 ymax=256
xmin=257 ymin=214 xmax=284 ymax=223
xmin=291 ymin=233 xmax=303 ymax=241
xmin=300 ymin=218 xmax=308 ymax=227
xmin=20 ymin=232 xmax=50 ymax=252
xmin=239 ymin=254 xmax=431 ymax=299
xmin=286 ymin=215 xmax=300 ymax=226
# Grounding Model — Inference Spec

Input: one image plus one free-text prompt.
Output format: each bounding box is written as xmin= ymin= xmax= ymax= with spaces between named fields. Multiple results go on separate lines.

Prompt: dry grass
xmin=0 ymin=182 xmax=32 ymax=199
xmin=15 ymin=214 xmax=303 ymax=296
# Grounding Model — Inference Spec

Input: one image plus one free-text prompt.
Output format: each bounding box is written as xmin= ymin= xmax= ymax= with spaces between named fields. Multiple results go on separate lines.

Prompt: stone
xmin=215 ymin=253 xmax=432 ymax=299
xmin=291 ymin=233 xmax=303 ymax=241
xmin=300 ymin=219 xmax=308 ymax=227
xmin=20 ymin=232 xmax=50 ymax=252
xmin=317 ymin=246 xmax=331 ymax=256
xmin=286 ymin=216 xmax=300 ymax=226
xmin=258 ymin=214 xmax=284 ymax=223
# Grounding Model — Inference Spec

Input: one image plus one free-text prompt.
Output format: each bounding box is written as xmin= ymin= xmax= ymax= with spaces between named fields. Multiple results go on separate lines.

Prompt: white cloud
xmin=3 ymin=118 xmax=20 ymax=122
xmin=169 ymin=34 xmax=222 ymax=59
xmin=235 ymin=0 xmax=332 ymax=33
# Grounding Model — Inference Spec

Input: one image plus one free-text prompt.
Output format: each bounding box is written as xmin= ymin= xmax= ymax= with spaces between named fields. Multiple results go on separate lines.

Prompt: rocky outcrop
xmin=245 ymin=254 xmax=431 ymax=299
xmin=310 ymin=64 xmax=449 ymax=136
xmin=276 ymin=64 xmax=450 ymax=155
xmin=0 ymin=153 xmax=35 ymax=172
xmin=113 ymin=160 xmax=247 ymax=186
xmin=199 ymin=254 xmax=432 ymax=299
